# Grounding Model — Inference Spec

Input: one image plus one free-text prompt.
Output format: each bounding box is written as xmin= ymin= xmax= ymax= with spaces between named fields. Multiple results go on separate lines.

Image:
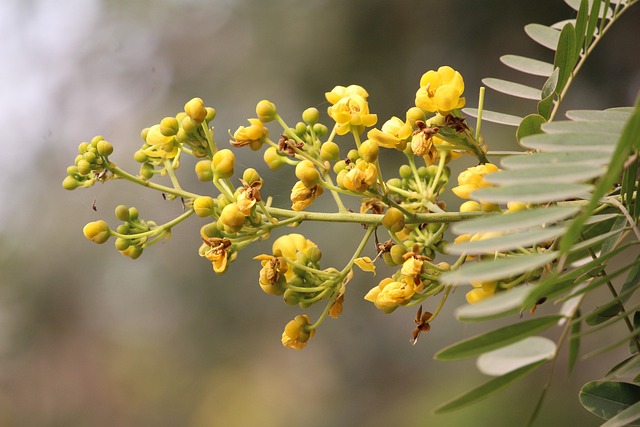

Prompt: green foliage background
xmin=1 ymin=0 xmax=638 ymax=426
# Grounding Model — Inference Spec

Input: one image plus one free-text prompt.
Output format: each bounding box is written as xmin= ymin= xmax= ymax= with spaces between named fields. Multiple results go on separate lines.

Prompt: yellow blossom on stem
xmin=199 ymin=237 xmax=232 ymax=273
xmin=281 ymin=314 xmax=315 ymax=350
xmin=230 ymin=118 xmax=268 ymax=150
xmin=364 ymin=277 xmax=417 ymax=313
xmin=254 ymin=254 xmax=288 ymax=295
xmin=367 ymin=116 xmax=412 ymax=150
xmin=341 ymin=160 xmax=377 ymax=192
xmin=451 ymin=163 xmax=500 ymax=199
xmin=466 ymin=280 xmax=498 ymax=304
xmin=325 ymin=85 xmax=377 ymax=136
xmin=142 ymin=124 xmax=179 ymax=159
xmin=415 ymin=66 xmax=466 ymax=115
xmin=290 ymin=180 xmax=324 ymax=211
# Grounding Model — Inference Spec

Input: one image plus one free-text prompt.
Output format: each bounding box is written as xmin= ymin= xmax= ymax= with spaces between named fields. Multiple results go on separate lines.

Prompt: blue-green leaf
xmin=500 ymin=151 xmax=610 ymax=169
xmin=483 ymin=165 xmax=605 ymax=184
xmin=525 ymin=23 xmax=561 ymax=50
xmin=601 ymin=400 xmax=640 ymax=427
xmin=471 ymin=183 xmax=593 ymax=204
xmin=435 ymin=315 xmax=563 ymax=361
xmin=455 ymin=286 xmax=531 ymax=322
xmin=453 ymin=206 xmax=579 ymax=235
xmin=477 ymin=336 xmax=556 ymax=376
xmin=554 ymin=23 xmax=578 ymax=93
xmin=446 ymin=226 xmax=566 ymax=255
xmin=541 ymin=120 xmax=627 ymax=134
xmin=482 ymin=78 xmax=542 ymax=100
xmin=440 ymin=252 xmax=558 ymax=286
xmin=520 ymin=132 xmax=619 ymax=152
xmin=463 ymin=108 xmax=523 ymax=126
xmin=566 ymin=109 xmax=632 ymax=121
xmin=500 ymin=55 xmax=554 ymax=76
xmin=517 ymin=114 xmax=546 ymax=142
xmin=580 ymin=381 xmax=640 ymax=421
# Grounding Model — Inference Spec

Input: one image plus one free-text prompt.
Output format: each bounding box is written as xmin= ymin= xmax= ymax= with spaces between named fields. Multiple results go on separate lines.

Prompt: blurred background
xmin=1 ymin=0 xmax=639 ymax=426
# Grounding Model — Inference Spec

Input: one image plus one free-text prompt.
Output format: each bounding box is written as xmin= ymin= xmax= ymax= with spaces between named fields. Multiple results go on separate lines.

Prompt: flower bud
xmin=242 ymin=168 xmax=261 ymax=185
xmin=194 ymin=159 xmax=213 ymax=182
xmin=294 ymin=122 xmax=307 ymax=137
xmin=347 ymin=149 xmax=359 ymax=162
xmin=62 ymin=176 xmax=79 ymax=190
xmin=122 ymin=246 xmax=143 ymax=259
xmin=128 ymin=207 xmax=139 ymax=221
xmin=83 ymin=220 xmax=111 ymax=244
xmin=264 ymin=146 xmax=286 ymax=170
xmin=193 ymin=196 xmax=216 ymax=218
xmin=256 ymin=100 xmax=277 ymax=122
xmin=358 ymin=139 xmax=379 ymax=162
xmin=114 ymin=237 xmax=130 ymax=251
xmin=313 ymin=123 xmax=328 ymax=138
xmin=399 ymin=164 xmax=413 ymax=179
xmin=115 ymin=205 xmax=130 ymax=221
xmin=205 ymin=107 xmax=217 ymax=123
xmin=406 ymin=107 xmax=426 ymax=127
xmin=219 ymin=203 xmax=245 ymax=232
xmin=96 ymin=140 xmax=114 ymax=156
xmin=181 ymin=116 xmax=198 ymax=134
xmin=184 ymin=97 xmax=207 ymax=125
xmin=320 ymin=141 xmax=340 ymax=162
xmin=212 ymin=149 xmax=235 ymax=179
xmin=386 ymin=178 xmax=401 ymax=188
xmin=78 ymin=142 xmax=90 ymax=154
xmin=295 ymin=160 xmax=320 ymax=188
xmin=302 ymin=107 xmax=320 ymax=125
xmin=140 ymin=163 xmax=154 ymax=179
xmin=140 ymin=127 xmax=149 ymax=142
xmin=160 ymin=117 xmax=179 ymax=136
xmin=382 ymin=207 xmax=405 ymax=233
xmin=333 ymin=160 xmax=347 ymax=174
xmin=133 ymin=149 xmax=148 ymax=163
xmin=390 ymin=244 xmax=407 ymax=265
xmin=305 ymin=246 xmax=322 ymax=264
xmin=77 ymin=159 xmax=91 ymax=175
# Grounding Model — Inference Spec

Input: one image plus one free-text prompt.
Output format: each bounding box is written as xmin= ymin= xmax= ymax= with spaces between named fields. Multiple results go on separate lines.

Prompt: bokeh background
xmin=1 ymin=0 xmax=639 ymax=426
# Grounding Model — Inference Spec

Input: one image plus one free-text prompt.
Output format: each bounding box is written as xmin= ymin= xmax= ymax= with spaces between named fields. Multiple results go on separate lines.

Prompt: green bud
xmin=83 ymin=220 xmax=110 ymax=244
xmin=83 ymin=151 xmax=97 ymax=163
xmin=116 ymin=224 xmax=130 ymax=234
xmin=333 ymin=160 xmax=347 ymax=174
xmin=133 ymin=149 xmax=148 ymax=163
xmin=128 ymin=207 xmax=139 ymax=221
xmin=382 ymin=207 xmax=405 ymax=233
xmin=302 ymin=107 xmax=320 ymax=125
xmin=313 ymin=123 xmax=328 ymax=138
xmin=201 ymin=223 xmax=221 ymax=239
xmin=386 ymin=177 xmax=401 ymax=188
xmin=283 ymin=289 xmax=302 ymax=306
xmin=399 ymin=164 xmax=413 ymax=179
xmin=115 ymin=205 xmax=130 ymax=221
xmin=425 ymin=165 xmax=438 ymax=177
xmin=217 ymin=193 xmax=231 ymax=210
xmin=91 ymin=135 xmax=104 ymax=145
xmin=140 ymin=127 xmax=149 ymax=142
xmin=181 ymin=116 xmax=198 ymax=134
xmin=390 ymin=244 xmax=407 ymax=265
xmin=320 ymin=141 xmax=340 ymax=162
xmin=306 ymin=246 xmax=322 ymax=263
xmin=294 ymin=122 xmax=307 ymax=137
xmin=140 ymin=163 xmax=154 ymax=179
xmin=406 ymin=107 xmax=426 ymax=127
xmin=418 ymin=166 xmax=429 ymax=178
xmin=96 ymin=140 xmax=114 ymax=157
xmin=184 ymin=97 xmax=207 ymax=125
xmin=347 ymin=149 xmax=359 ymax=163
xmin=123 ymin=246 xmax=143 ymax=259
xmin=264 ymin=146 xmax=286 ymax=170
xmin=242 ymin=168 xmax=261 ymax=185
xmin=77 ymin=159 xmax=91 ymax=175
xmin=160 ymin=117 xmax=179 ymax=136
xmin=62 ymin=175 xmax=79 ymax=190
xmin=115 ymin=237 xmax=131 ymax=251
xmin=358 ymin=139 xmax=379 ymax=163
xmin=195 ymin=160 xmax=213 ymax=182
xmin=193 ymin=196 xmax=216 ymax=217
xmin=78 ymin=142 xmax=90 ymax=154
xmin=256 ymin=100 xmax=277 ymax=122
xmin=212 ymin=149 xmax=235 ymax=179
xmin=205 ymin=107 xmax=217 ymax=123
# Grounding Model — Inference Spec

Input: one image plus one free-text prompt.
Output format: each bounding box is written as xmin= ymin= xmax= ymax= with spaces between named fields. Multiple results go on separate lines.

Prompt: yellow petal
xmin=354 ymin=257 xmax=376 ymax=275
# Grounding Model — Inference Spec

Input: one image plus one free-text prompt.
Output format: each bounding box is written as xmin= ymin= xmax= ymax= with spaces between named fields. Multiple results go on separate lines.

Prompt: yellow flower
xmin=326 ymin=85 xmax=377 ymax=135
xmin=281 ymin=314 xmax=315 ymax=350
xmin=364 ymin=277 xmax=416 ymax=313
xmin=415 ymin=66 xmax=466 ymax=115
xmin=451 ymin=163 xmax=500 ymax=199
xmin=254 ymin=254 xmax=288 ymax=295
xmin=341 ymin=160 xmax=377 ymax=192
xmin=272 ymin=233 xmax=317 ymax=265
xmin=367 ymin=116 xmax=412 ymax=150
xmin=466 ymin=280 xmax=498 ymax=304
xmin=142 ymin=124 xmax=179 ymax=159
xmin=290 ymin=180 xmax=324 ymax=211
xmin=199 ymin=237 xmax=232 ymax=273
xmin=401 ymin=257 xmax=423 ymax=278
xmin=235 ymin=179 xmax=262 ymax=216
xmin=230 ymin=118 xmax=268 ymax=150
xmin=410 ymin=123 xmax=439 ymax=164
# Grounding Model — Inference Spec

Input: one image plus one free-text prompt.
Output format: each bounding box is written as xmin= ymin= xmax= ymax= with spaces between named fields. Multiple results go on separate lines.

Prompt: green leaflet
xmin=476 ymin=336 xmax=556 ymax=376
xmin=435 ymin=315 xmax=563 ymax=361
xmin=482 ymin=78 xmax=542 ymax=100
xmin=517 ymin=114 xmax=546 ymax=142
xmin=434 ymin=360 xmax=547 ymax=414
xmin=440 ymin=252 xmax=558 ymax=286
xmin=462 ymin=108 xmax=523 ymax=126
xmin=565 ymin=109 xmax=632 ymax=121
xmin=446 ymin=226 xmax=566 ymax=255
xmin=520 ymin=132 xmax=619 ymax=152
xmin=541 ymin=119 xmax=627 ymax=134
xmin=525 ymin=23 xmax=561 ymax=50
xmin=500 ymin=151 xmax=609 ymax=169
xmin=580 ymin=381 xmax=640 ymax=421
xmin=451 ymin=206 xmax=580 ymax=234
xmin=471 ymin=183 xmax=593 ymax=204
xmin=483 ymin=164 xmax=605 ymax=184
xmin=601 ymin=400 xmax=640 ymax=427
xmin=500 ymin=55 xmax=554 ymax=76
xmin=455 ymin=286 xmax=531 ymax=322
xmin=554 ymin=22 xmax=578 ymax=94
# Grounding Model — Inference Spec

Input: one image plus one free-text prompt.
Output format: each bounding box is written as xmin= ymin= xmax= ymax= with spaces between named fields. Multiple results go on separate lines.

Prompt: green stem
xmin=110 ymin=208 xmax=195 ymax=240
xmin=107 ymin=164 xmax=201 ymax=199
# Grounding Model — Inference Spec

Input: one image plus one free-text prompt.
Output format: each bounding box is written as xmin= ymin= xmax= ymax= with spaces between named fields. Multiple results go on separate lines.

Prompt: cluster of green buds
xmin=64 ymin=66 xmax=505 ymax=349
xmin=62 ymin=136 xmax=114 ymax=190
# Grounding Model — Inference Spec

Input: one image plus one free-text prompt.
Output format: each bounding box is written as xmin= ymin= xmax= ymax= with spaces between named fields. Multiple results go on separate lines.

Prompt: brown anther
xmin=239 ymin=178 xmax=263 ymax=202
xmin=411 ymin=305 xmax=433 ymax=345
xmin=445 ymin=114 xmax=469 ymax=133
xmin=202 ymin=237 xmax=232 ymax=251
